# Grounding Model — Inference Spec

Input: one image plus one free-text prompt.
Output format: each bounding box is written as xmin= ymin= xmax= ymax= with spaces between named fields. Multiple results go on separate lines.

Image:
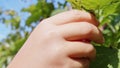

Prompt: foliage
xmin=90 ymin=46 xmax=120 ymax=68
xmin=22 ymin=0 xmax=54 ymax=26
xmin=67 ymin=0 xmax=120 ymax=68
xmin=0 ymin=0 xmax=53 ymax=68
xmin=0 ymin=0 xmax=67 ymax=68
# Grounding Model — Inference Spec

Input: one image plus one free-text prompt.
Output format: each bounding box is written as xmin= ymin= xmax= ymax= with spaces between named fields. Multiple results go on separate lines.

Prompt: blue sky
xmin=0 ymin=0 xmax=37 ymax=41
xmin=0 ymin=0 xmax=65 ymax=41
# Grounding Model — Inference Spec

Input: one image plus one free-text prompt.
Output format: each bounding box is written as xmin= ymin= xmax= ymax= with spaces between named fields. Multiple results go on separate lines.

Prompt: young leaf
xmin=81 ymin=0 xmax=113 ymax=10
xmin=67 ymin=0 xmax=82 ymax=9
xmin=67 ymin=0 xmax=120 ymax=22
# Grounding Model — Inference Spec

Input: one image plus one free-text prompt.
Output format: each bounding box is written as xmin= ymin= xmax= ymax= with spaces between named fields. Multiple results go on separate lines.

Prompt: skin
xmin=7 ymin=10 xmax=104 ymax=68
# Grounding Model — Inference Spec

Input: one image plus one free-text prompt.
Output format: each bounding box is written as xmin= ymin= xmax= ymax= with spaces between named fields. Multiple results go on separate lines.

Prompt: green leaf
xmin=5 ymin=10 xmax=16 ymax=16
xmin=81 ymin=0 xmax=113 ymax=10
xmin=4 ymin=16 xmax=20 ymax=29
xmin=22 ymin=5 xmax=37 ymax=13
xmin=67 ymin=0 xmax=114 ymax=10
xmin=67 ymin=0 xmax=82 ymax=9
xmin=102 ymin=2 xmax=120 ymax=17
xmin=67 ymin=0 xmax=120 ymax=23
xmin=22 ymin=1 xmax=54 ymax=26
xmin=90 ymin=46 xmax=120 ymax=68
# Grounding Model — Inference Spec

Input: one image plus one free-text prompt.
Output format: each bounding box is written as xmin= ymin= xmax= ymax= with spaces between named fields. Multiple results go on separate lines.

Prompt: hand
xmin=8 ymin=10 xmax=104 ymax=68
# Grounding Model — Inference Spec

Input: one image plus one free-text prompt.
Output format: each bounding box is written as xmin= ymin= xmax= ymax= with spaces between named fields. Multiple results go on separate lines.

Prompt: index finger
xmin=44 ymin=10 xmax=99 ymax=26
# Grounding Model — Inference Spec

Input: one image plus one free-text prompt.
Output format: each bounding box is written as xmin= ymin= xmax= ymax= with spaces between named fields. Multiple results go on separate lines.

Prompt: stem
xmin=108 ymin=23 xmax=116 ymax=33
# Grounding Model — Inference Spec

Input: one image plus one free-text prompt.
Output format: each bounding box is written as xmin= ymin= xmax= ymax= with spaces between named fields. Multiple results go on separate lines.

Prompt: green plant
xmin=67 ymin=0 xmax=120 ymax=68
xmin=0 ymin=0 xmax=66 ymax=68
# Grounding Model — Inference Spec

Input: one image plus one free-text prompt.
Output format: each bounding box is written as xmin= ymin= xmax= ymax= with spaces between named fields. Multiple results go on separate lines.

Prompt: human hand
xmin=8 ymin=10 xmax=104 ymax=68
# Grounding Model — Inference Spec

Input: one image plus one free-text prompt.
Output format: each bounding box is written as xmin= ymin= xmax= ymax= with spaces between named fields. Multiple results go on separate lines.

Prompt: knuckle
xmin=44 ymin=30 xmax=60 ymax=39
xmin=84 ymin=22 xmax=98 ymax=36
xmin=70 ymin=9 xmax=81 ymax=14
xmin=81 ymin=22 xmax=94 ymax=34
xmin=41 ymin=30 xmax=60 ymax=44
xmin=84 ymin=22 xmax=98 ymax=34
xmin=86 ymin=44 xmax=96 ymax=54
xmin=69 ymin=9 xmax=90 ymax=20
xmin=69 ymin=10 xmax=82 ymax=19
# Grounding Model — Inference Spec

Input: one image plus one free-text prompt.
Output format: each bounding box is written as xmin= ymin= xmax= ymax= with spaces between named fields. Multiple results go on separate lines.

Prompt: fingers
xmin=58 ymin=22 xmax=104 ymax=44
xmin=43 ymin=10 xmax=99 ymax=26
xmin=63 ymin=41 xmax=96 ymax=60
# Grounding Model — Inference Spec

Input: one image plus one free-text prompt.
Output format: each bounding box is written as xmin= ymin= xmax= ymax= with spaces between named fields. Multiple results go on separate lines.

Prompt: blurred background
xmin=0 ymin=0 xmax=120 ymax=68
xmin=0 ymin=0 xmax=67 ymax=67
